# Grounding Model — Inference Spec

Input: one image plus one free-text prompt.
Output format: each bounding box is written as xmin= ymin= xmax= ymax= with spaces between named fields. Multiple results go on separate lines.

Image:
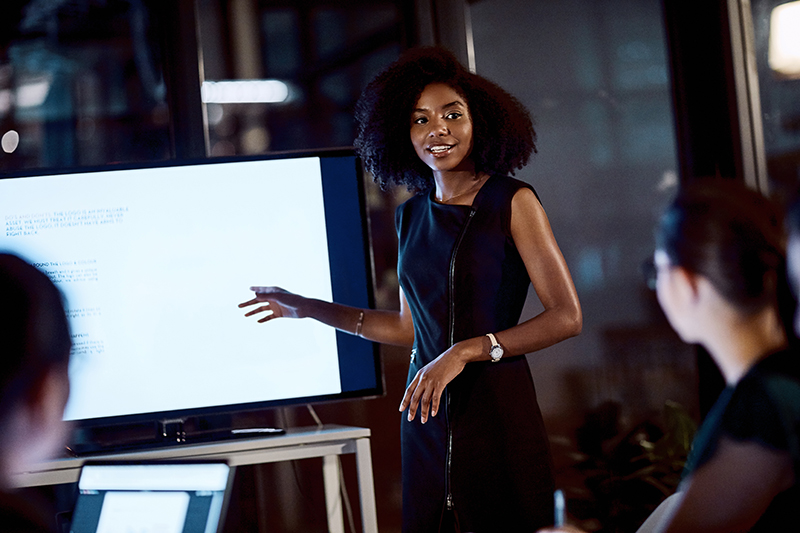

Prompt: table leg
xmin=323 ymin=455 xmax=345 ymax=533
xmin=355 ymin=437 xmax=378 ymax=533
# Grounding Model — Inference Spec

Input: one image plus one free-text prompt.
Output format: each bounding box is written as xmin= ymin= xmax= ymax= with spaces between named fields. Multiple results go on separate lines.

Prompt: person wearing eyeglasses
xmin=541 ymin=181 xmax=800 ymax=533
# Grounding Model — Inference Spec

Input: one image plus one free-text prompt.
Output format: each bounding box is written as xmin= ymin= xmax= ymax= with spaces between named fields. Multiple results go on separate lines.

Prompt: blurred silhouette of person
xmin=0 ymin=252 xmax=72 ymax=532
xmin=541 ymin=181 xmax=800 ymax=533
xmin=787 ymin=194 xmax=800 ymax=337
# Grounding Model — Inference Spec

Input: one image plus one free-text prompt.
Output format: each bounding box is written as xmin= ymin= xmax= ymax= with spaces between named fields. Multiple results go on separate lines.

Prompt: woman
xmin=0 ymin=253 xmax=72 ymax=531
xmin=240 ymin=47 xmax=582 ymax=532
xmin=541 ymin=181 xmax=800 ymax=533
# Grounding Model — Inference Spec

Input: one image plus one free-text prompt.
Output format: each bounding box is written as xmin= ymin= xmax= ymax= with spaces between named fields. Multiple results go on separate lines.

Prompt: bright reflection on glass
xmin=2 ymin=130 xmax=20 ymax=153
xmin=769 ymin=1 xmax=800 ymax=78
xmin=0 ymin=90 xmax=11 ymax=115
xmin=201 ymin=80 xmax=290 ymax=104
xmin=16 ymin=77 xmax=52 ymax=108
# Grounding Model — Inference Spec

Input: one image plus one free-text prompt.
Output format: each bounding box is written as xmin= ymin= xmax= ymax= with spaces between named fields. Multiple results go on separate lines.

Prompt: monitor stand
xmin=66 ymin=414 xmax=284 ymax=456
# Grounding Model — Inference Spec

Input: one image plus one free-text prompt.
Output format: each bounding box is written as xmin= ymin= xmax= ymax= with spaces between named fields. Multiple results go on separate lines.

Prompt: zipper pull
xmin=446 ymin=494 xmax=453 ymax=510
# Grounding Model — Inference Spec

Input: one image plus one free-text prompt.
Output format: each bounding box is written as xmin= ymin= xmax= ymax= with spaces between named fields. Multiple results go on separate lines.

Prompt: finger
xmin=238 ymin=298 xmax=261 ymax=308
xmin=406 ymin=389 xmax=418 ymax=422
xmin=430 ymin=387 xmax=442 ymax=418
xmin=257 ymin=313 xmax=277 ymax=324
xmin=406 ymin=377 xmax=428 ymax=422
xmin=244 ymin=305 xmax=272 ymax=317
xmin=419 ymin=388 xmax=433 ymax=424
xmin=399 ymin=373 xmax=419 ymax=412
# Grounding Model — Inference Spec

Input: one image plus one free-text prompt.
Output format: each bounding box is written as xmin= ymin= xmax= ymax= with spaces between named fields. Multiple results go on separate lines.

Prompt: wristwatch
xmin=486 ymin=333 xmax=504 ymax=362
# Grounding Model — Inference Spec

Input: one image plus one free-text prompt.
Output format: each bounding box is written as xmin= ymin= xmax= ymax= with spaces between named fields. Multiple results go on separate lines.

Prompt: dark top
xmin=396 ymin=175 xmax=554 ymax=533
xmin=0 ymin=490 xmax=57 ymax=533
xmin=683 ymin=348 xmax=800 ymax=531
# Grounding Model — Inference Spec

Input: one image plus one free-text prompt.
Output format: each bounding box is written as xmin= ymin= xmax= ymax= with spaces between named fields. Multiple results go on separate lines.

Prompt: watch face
xmin=490 ymin=345 xmax=504 ymax=361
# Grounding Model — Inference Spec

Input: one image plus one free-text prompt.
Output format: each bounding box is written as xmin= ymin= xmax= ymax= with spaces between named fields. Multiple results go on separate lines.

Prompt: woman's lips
xmin=428 ymin=144 xmax=454 ymax=156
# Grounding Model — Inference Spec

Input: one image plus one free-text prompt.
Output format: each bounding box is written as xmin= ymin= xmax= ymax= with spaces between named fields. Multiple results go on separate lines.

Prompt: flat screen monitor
xmin=0 ymin=149 xmax=381 ymax=449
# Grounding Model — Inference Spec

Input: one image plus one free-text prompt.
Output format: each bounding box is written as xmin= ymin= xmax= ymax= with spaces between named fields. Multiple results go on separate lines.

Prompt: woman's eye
xmin=445 ymin=112 xmax=462 ymax=120
xmin=412 ymin=116 xmax=427 ymax=125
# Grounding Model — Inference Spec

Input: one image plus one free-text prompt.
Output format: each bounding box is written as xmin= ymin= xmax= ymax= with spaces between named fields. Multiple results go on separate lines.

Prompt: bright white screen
xmin=96 ymin=492 xmax=190 ymax=533
xmin=0 ymin=158 xmax=342 ymax=421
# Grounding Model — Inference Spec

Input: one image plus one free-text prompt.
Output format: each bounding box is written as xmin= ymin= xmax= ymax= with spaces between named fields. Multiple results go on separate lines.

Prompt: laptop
xmin=68 ymin=461 xmax=235 ymax=533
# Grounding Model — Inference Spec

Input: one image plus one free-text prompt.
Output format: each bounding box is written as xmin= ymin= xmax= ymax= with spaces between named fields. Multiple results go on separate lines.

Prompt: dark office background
xmin=2 ymin=0 xmax=800 ymax=532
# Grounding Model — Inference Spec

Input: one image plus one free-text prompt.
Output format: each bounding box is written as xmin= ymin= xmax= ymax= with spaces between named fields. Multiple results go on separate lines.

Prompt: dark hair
xmin=656 ymin=181 xmax=795 ymax=342
xmin=0 ymin=253 xmax=71 ymax=420
xmin=354 ymin=47 xmax=536 ymax=191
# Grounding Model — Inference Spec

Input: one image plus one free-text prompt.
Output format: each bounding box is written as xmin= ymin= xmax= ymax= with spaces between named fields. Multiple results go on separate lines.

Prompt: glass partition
xmin=196 ymin=0 xmax=408 ymax=157
xmin=0 ymin=1 xmax=171 ymax=172
xmin=749 ymin=0 xmax=800 ymax=204
xmin=470 ymin=0 xmax=689 ymax=529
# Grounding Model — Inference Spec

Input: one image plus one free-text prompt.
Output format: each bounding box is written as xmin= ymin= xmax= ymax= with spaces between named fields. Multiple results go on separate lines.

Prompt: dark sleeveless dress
xmin=396 ymin=175 xmax=555 ymax=533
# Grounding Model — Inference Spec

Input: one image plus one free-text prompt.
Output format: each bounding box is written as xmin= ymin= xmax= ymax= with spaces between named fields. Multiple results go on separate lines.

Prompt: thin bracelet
xmin=355 ymin=310 xmax=365 ymax=337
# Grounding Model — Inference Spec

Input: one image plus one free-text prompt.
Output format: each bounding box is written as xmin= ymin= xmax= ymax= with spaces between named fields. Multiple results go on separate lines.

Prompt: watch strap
xmin=486 ymin=332 xmax=499 ymax=347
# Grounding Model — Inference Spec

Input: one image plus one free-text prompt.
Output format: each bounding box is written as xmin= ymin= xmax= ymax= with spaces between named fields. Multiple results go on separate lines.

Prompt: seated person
xmin=0 ymin=253 xmax=72 ymax=532
xmin=541 ymin=182 xmax=800 ymax=533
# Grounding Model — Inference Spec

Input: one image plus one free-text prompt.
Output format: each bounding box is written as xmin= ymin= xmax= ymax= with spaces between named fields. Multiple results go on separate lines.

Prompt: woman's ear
xmin=670 ymin=265 xmax=702 ymax=305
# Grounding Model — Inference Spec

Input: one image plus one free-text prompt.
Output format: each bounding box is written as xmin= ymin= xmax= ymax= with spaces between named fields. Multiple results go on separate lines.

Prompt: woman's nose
xmin=428 ymin=118 xmax=449 ymax=136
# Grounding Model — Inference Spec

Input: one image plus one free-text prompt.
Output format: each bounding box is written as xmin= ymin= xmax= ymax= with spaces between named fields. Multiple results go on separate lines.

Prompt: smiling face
xmin=410 ymin=83 xmax=474 ymax=175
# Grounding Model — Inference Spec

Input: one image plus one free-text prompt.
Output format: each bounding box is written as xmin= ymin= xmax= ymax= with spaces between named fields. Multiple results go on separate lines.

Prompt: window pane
xmin=197 ymin=0 xmax=405 ymax=156
xmin=0 ymin=1 xmax=171 ymax=171
xmin=750 ymin=0 xmax=800 ymax=204
xmin=470 ymin=0 xmax=691 ymax=529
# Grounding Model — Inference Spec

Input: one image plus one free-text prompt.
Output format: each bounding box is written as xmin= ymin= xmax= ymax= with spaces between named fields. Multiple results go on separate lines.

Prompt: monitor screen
xmin=0 ymin=150 xmax=380 ymax=437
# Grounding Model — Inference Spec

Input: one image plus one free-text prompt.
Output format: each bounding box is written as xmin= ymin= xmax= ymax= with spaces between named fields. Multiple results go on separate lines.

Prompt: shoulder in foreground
xmin=755 ymin=347 xmax=800 ymax=382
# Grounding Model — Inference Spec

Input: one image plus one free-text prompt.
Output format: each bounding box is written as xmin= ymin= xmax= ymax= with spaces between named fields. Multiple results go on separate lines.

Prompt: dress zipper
xmin=445 ymin=208 xmax=476 ymax=511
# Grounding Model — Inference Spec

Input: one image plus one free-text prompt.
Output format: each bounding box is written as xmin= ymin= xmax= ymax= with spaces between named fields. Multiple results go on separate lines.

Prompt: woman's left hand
xmin=399 ymin=342 xmax=472 ymax=424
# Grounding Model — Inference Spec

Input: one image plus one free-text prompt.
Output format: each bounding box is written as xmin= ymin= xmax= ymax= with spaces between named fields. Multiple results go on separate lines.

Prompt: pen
xmin=554 ymin=489 xmax=565 ymax=527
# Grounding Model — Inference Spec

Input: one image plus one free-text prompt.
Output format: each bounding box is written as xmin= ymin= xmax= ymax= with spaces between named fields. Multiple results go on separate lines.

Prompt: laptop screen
xmin=69 ymin=462 xmax=234 ymax=533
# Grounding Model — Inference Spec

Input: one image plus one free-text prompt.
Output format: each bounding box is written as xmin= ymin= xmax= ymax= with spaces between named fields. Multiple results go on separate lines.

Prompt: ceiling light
xmin=769 ymin=1 xmax=800 ymax=78
xmin=201 ymin=80 xmax=290 ymax=104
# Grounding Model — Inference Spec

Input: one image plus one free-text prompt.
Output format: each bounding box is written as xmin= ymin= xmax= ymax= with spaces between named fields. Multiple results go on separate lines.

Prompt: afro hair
xmin=354 ymin=47 xmax=536 ymax=192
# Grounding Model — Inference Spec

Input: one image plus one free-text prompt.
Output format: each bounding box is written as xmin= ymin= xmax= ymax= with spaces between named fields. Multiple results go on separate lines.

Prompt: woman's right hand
xmin=238 ymin=286 xmax=308 ymax=323
xmin=238 ymin=285 xmax=415 ymax=347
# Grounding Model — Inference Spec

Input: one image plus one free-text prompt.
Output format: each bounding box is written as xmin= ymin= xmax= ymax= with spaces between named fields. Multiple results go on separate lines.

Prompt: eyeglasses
xmin=641 ymin=257 xmax=658 ymax=291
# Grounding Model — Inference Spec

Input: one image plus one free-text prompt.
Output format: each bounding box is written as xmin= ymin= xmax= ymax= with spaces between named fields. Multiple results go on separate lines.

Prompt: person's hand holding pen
xmin=536 ymin=490 xmax=589 ymax=533
xmin=537 ymin=526 xmax=587 ymax=533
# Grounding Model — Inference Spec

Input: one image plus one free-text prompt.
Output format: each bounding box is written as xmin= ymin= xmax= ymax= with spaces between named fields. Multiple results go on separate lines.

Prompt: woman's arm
xmin=497 ymin=186 xmax=582 ymax=353
xmin=239 ymin=286 xmax=415 ymax=348
xmin=400 ymin=187 xmax=582 ymax=422
xmin=537 ymin=438 xmax=793 ymax=533
xmin=657 ymin=437 xmax=793 ymax=532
